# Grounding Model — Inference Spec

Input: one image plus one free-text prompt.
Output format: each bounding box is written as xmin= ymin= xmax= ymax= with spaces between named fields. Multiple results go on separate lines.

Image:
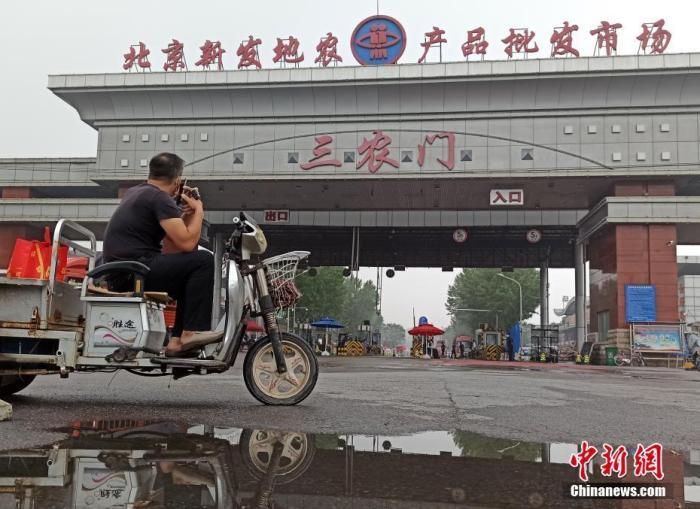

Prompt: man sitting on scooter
xmin=102 ymin=152 xmax=219 ymax=356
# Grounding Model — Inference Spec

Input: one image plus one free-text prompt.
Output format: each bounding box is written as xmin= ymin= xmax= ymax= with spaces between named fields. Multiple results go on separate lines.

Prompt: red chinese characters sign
xmin=490 ymin=189 xmax=524 ymax=206
xmin=315 ymin=32 xmax=343 ymax=66
xmin=418 ymin=132 xmax=455 ymax=170
xmin=162 ymin=39 xmax=186 ymax=71
xmin=590 ymin=21 xmax=623 ymax=56
xmin=462 ymin=28 xmax=488 ymax=58
xmin=418 ymin=26 xmax=447 ymax=63
xmin=357 ymin=131 xmax=399 ymax=173
xmin=298 ymin=131 xmax=459 ymax=173
xmin=550 ymin=21 xmax=580 ymax=57
xmin=264 ymin=210 xmax=289 ymax=223
xmin=273 ymin=36 xmax=305 ymax=65
xmin=123 ymin=17 xmax=675 ymax=71
xmin=123 ymin=42 xmax=151 ymax=71
xmin=196 ymin=40 xmax=225 ymax=70
xmin=502 ymin=28 xmax=538 ymax=58
xmin=301 ymin=135 xmax=341 ymax=170
xmin=237 ymin=36 xmax=262 ymax=69
xmin=637 ymin=19 xmax=672 ymax=54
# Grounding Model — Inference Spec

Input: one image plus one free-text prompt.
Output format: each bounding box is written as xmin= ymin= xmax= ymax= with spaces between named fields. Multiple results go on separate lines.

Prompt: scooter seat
xmin=87 ymin=261 xmax=150 ymax=280
xmin=86 ymin=284 xmax=171 ymax=304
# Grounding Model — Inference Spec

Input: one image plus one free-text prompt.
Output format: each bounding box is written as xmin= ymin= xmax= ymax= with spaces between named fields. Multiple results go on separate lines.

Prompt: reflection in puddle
xmin=0 ymin=420 xmax=697 ymax=508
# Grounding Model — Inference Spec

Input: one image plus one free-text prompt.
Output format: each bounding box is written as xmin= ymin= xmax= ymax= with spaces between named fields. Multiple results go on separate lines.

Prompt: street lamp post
xmin=497 ymin=273 xmax=523 ymax=326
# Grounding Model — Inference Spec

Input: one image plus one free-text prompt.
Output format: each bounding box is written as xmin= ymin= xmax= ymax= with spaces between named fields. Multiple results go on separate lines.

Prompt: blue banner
xmin=509 ymin=323 xmax=522 ymax=353
xmin=625 ymin=285 xmax=657 ymax=323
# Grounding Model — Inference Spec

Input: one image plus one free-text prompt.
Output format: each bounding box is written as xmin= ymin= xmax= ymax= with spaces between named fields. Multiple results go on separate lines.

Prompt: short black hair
xmin=148 ymin=152 xmax=184 ymax=181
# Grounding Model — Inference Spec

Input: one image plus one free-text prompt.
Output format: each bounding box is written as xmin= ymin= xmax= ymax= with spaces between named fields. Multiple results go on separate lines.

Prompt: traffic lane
xmin=1 ymin=357 xmax=699 ymax=450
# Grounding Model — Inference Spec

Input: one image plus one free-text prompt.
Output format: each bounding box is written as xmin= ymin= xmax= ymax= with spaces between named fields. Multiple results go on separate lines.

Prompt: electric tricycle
xmin=0 ymin=214 xmax=318 ymax=405
xmin=0 ymin=420 xmax=315 ymax=508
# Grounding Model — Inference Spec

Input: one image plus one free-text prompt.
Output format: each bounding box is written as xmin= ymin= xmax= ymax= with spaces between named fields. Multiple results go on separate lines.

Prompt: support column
xmin=575 ymin=241 xmax=586 ymax=351
xmin=539 ymin=261 xmax=549 ymax=327
xmin=588 ymin=180 xmax=679 ymax=341
xmin=211 ymin=232 xmax=224 ymax=329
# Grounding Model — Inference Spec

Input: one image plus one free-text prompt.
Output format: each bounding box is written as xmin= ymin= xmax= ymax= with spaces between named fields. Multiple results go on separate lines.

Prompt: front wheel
xmin=239 ymin=429 xmax=316 ymax=483
xmin=244 ymin=333 xmax=318 ymax=406
xmin=0 ymin=374 xmax=36 ymax=397
xmin=613 ymin=353 xmax=625 ymax=367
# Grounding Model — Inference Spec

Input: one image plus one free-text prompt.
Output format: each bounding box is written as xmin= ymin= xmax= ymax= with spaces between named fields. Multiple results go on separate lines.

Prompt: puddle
xmin=0 ymin=421 xmax=698 ymax=508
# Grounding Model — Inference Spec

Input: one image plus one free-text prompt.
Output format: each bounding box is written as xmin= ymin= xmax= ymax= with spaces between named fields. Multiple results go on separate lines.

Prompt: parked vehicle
xmin=0 ymin=214 xmax=318 ymax=405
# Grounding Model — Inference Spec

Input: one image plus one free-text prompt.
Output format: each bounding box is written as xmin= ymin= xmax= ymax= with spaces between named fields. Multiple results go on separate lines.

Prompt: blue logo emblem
xmin=351 ymin=15 xmax=407 ymax=65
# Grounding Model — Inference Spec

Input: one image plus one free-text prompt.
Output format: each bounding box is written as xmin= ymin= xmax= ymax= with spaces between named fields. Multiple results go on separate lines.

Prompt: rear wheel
xmin=0 ymin=374 xmax=36 ymax=397
xmin=244 ymin=333 xmax=318 ymax=406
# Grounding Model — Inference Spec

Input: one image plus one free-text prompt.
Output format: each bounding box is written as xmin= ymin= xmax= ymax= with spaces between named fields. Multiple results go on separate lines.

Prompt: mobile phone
xmin=175 ymin=178 xmax=187 ymax=206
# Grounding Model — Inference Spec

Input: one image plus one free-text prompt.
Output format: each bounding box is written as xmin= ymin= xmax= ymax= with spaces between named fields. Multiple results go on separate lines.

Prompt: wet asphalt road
xmin=1 ymin=356 xmax=699 ymax=450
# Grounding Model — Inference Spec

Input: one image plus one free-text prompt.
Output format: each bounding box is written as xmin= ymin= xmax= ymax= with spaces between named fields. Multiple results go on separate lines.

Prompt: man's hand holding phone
xmin=181 ymin=186 xmax=203 ymax=229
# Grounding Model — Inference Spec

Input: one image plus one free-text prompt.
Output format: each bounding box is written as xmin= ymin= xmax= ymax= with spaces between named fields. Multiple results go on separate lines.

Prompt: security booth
xmin=473 ymin=326 xmax=504 ymax=361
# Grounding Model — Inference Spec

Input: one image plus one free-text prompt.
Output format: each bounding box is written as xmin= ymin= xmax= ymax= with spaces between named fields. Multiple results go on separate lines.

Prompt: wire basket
xmin=262 ymin=251 xmax=310 ymax=310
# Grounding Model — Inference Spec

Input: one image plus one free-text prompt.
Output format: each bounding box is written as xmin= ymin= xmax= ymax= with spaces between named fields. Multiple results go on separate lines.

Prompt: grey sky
xmin=1 ymin=0 xmax=698 ymax=328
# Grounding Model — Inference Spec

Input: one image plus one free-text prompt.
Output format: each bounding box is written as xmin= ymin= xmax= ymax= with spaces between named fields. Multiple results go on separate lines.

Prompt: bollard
xmin=0 ymin=399 xmax=12 ymax=421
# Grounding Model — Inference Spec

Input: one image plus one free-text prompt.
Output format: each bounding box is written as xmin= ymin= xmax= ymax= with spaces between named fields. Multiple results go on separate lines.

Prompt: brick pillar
xmin=619 ymin=448 xmax=685 ymax=509
xmin=1 ymin=187 xmax=33 ymax=199
xmin=589 ymin=182 xmax=679 ymax=343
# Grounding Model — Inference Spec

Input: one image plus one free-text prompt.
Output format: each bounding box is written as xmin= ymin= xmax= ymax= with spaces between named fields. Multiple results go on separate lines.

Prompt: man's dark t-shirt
xmin=103 ymin=183 xmax=181 ymax=263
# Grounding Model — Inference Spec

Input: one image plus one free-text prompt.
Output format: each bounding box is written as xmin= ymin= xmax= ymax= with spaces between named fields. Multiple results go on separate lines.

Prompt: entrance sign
xmin=631 ymin=324 xmax=682 ymax=352
xmin=490 ymin=189 xmax=524 ymax=206
xmin=625 ymin=284 xmax=657 ymax=323
xmin=351 ymin=15 xmax=407 ymax=65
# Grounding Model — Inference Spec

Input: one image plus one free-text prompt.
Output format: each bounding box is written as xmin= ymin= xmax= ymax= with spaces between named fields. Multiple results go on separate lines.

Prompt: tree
xmin=339 ymin=277 xmax=381 ymax=333
xmin=446 ymin=268 xmax=539 ymax=335
xmin=381 ymin=323 xmax=407 ymax=348
xmin=295 ymin=269 xmax=383 ymax=335
xmin=451 ymin=431 xmax=542 ymax=461
xmin=295 ymin=267 xmax=346 ymax=323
